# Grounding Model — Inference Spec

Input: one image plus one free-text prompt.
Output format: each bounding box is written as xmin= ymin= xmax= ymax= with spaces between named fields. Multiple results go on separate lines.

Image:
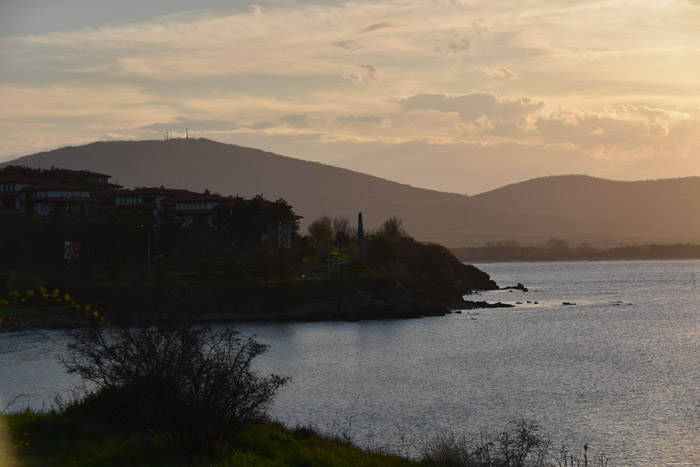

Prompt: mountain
xmin=469 ymin=175 xmax=700 ymax=246
xmin=4 ymin=138 xmax=700 ymax=247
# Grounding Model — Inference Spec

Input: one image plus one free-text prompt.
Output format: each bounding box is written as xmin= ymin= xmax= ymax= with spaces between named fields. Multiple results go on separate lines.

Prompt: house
xmin=0 ymin=176 xmax=43 ymax=212
xmin=159 ymin=191 xmax=228 ymax=228
xmin=100 ymin=187 xmax=184 ymax=222
xmin=55 ymin=169 xmax=121 ymax=189
xmin=0 ymin=169 xmax=122 ymax=216
xmin=100 ymin=188 xmax=226 ymax=227
xmin=1 ymin=167 xmax=300 ymax=248
xmin=21 ymin=181 xmax=97 ymax=216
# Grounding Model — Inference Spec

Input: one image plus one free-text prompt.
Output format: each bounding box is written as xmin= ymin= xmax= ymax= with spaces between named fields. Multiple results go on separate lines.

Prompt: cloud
xmin=331 ymin=39 xmax=361 ymax=51
xmin=361 ymin=64 xmax=377 ymax=80
xmin=279 ymin=114 xmax=310 ymax=128
xmin=344 ymin=64 xmax=378 ymax=83
xmin=448 ymin=38 xmax=471 ymax=53
xmin=399 ymin=93 xmax=543 ymax=122
xmin=534 ymin=104 xmax=698 ymax=158
xmin=432 ymin=29 xmax=472 ymax=56
xmin=250 ymin=121 xmax=276 ymax=131
xmin=141 ymin=117 xmax=241 ymax=133
xmin=1 ymin=0 xmax=699 ymax=185
xmin=359 ymin=21 xmax=399 ymax=34
xmin=335 ymin=115 xmax=388 ymax=125
xmin=475 ymin=66 xmax=519 ymax=85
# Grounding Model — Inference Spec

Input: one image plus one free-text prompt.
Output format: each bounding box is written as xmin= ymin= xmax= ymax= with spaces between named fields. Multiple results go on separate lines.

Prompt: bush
xmin=61 ymin=312 xmax=289 ymax=456
xmin=422 ymin=420 xmax=551 ymax=467
xmin=421 ymin=420 xmax=607 ymax=467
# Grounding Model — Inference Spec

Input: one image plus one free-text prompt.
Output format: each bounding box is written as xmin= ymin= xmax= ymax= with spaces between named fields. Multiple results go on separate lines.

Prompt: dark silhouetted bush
xmin=62 ymin=312 xmax=289 ymax=456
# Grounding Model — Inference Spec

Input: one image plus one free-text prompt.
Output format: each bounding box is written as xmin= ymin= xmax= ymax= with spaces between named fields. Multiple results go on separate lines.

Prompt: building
xmin=21 ymin=181 xmax=97 ymax=216
xmin=0 ymin=176 xmax=43 ymax=212
xmin=0 ymin=168 xmax=299 ymax=247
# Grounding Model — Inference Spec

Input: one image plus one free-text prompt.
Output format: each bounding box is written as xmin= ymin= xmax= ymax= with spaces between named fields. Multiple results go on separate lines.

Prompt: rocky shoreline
xmin=1 ymin=295 xmax=515 ymax=331
xmin=198 ymin=292 xmax=514 ymax=323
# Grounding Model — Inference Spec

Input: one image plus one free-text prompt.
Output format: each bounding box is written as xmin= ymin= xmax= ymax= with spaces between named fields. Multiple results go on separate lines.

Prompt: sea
xmin=1 ymin=260 xmax=698 ymax=465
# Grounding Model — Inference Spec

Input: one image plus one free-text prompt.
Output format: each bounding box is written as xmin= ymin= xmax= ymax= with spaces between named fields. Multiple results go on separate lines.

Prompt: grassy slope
xmin=2 ymin=409 xmax=415 ymax=467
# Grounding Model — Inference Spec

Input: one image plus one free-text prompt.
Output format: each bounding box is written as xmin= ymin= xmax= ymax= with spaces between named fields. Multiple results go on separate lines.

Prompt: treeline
xmin=452 ymin=238 xmax=700 ymax=262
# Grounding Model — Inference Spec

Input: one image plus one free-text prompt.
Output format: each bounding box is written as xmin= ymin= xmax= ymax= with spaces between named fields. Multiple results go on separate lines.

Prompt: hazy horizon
xmin=2 ymin=0 xmax=699 ymax=194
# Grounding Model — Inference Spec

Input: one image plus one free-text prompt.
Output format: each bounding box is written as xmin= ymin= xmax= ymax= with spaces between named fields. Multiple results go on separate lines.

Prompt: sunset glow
xmin=1 ymin=0 xmax=699 ymax=193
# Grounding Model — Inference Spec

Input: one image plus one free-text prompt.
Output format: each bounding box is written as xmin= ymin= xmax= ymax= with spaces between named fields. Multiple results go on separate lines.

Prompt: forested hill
xmin=5 ymin=139 xmax=700 ymax=247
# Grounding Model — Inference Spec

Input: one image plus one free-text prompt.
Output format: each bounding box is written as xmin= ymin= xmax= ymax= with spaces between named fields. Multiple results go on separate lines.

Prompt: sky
xmin=1 ymin=0 xmax=699 ymax=194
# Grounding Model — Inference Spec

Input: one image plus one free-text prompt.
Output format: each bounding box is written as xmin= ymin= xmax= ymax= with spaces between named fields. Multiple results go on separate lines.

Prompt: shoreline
xmin=0 ymin=297 xmax=514 ymax=332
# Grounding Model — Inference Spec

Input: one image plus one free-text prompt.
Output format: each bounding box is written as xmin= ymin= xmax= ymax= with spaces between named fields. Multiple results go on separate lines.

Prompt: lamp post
xmin=141 ymin=224 xmax=153 ymax=275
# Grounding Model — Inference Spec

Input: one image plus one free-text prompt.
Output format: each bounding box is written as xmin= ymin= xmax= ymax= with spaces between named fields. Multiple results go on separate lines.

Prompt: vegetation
xmin=62 ymin=312 xmax=289 ymax=456
xmin=420 ymin=420 xmax=608 ymax=467
xmin=364 ymin=218 xmax=496 ymax=300
xmin=2 ymin=406 xmax=607 ymax=466
xmin=0 ymin=212 xmax=498 ymax=330
xmin=452 ymin=239 xmax=700 ymax=262
xmin=1 ymin=408 xmax=416 ymax=466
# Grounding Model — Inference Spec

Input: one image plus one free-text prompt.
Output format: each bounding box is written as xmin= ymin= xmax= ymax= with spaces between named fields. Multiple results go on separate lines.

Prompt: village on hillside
xmin=0 ymin=168 xmax=299 ymax=233
xmin=0 ymin=166 xmax=309 ymax=284
xmin=0 ymin=167 xmax=300 ymax=248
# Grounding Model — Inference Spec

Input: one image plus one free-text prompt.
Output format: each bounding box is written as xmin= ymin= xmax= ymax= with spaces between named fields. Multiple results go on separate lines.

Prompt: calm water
xmin=1 ymin=260 xmax=698 ymax=465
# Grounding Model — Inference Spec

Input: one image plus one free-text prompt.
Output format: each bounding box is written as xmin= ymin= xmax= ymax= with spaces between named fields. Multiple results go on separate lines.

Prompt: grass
xmin=1 ymin=408 xmax=416 ymax=466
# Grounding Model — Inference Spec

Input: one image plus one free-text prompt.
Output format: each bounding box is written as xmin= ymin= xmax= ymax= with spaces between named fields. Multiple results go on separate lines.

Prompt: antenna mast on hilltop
xmin=186 ymin=128 xmax=189 ymax=139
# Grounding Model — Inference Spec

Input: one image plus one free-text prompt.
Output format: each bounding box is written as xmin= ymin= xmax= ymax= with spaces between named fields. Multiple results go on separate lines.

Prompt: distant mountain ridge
xmin=4 ymin=138 xmax=700 ymax=246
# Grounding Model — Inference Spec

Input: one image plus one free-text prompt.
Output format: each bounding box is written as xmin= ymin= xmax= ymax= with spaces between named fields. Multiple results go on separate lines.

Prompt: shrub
xmin=61 ymin=312 xmax=289 ymax=456
xmin=421 ymin=420 xmax=607 ymax=467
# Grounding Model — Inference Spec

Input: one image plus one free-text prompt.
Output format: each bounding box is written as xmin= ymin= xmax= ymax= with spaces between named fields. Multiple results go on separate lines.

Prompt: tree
xmin=308 ymin=215 xmax=334 ymax=259
xmin=332 ymin=216 xmax=351 ymax=254
xmin=377 ymin=216 xmax=407 ymax=237
xmin=62 ymin=312 xmax=289 ymax=455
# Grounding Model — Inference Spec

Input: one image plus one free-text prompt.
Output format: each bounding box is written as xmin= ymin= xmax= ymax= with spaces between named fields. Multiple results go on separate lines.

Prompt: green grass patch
xmin=3 ymin=409 xmax=416 ymax=467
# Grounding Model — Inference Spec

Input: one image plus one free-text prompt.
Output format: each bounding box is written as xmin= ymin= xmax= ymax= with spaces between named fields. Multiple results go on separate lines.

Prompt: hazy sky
xmin=1 ymin=0 xmax=699 ymax=194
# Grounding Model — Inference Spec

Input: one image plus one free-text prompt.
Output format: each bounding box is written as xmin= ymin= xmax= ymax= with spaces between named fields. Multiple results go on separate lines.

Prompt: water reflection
xmin=1 ymin=260 xmax=698 ymax=466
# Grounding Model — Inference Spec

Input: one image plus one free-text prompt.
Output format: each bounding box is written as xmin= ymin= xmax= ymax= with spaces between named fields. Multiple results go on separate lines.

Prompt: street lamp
xmin=141 ymin=224 xmax=153 ymax=275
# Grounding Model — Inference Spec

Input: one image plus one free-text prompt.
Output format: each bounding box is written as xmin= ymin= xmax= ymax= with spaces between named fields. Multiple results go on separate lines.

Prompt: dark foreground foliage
xmin=2 ymin=408 xmax=415 ymax=466
xmin=3 ymin=410 xmax=608 ymax=467
xmin=421 ymin=419 xmax=608 ymax=467
xmin=60 ymin=311 xmax=289 ymax=456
